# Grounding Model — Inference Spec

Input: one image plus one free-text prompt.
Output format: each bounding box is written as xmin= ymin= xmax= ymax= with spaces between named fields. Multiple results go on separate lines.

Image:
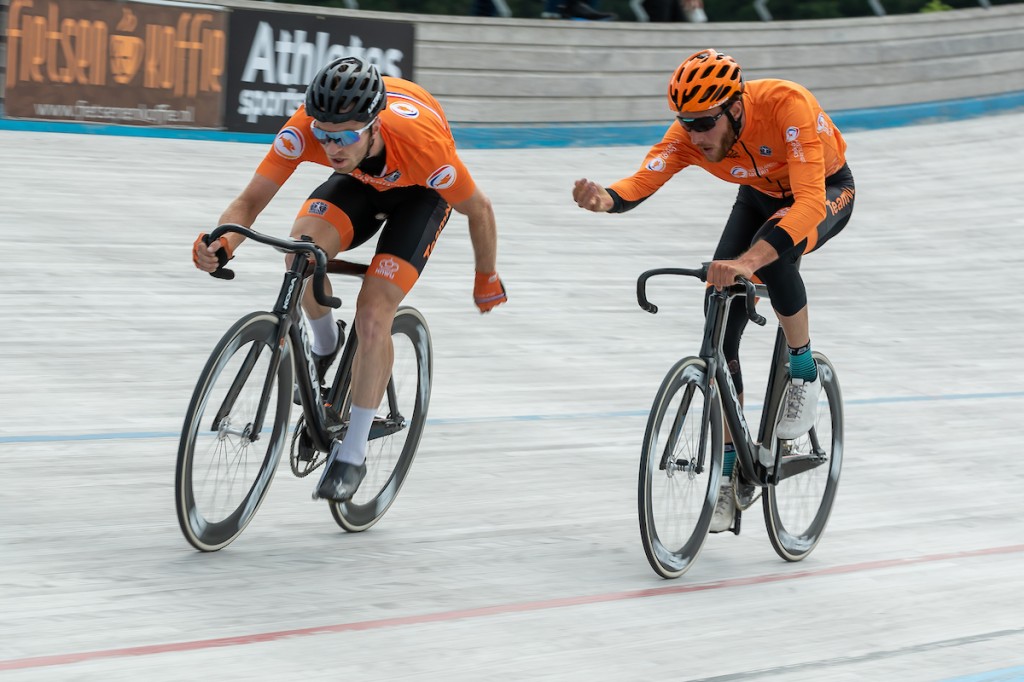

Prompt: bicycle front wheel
xmin=329 ymin=306 xmax=432 ymax=532
xmin=639 ymin=357 xmax=723 ymax=579
xmin=763 ymin=352 xmax=843 ymax=561
xmin=175 ymin=312 xmax=293 ymax=552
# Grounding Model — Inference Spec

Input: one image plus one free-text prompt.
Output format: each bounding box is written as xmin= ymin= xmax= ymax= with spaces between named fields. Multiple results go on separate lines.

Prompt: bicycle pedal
xmin=731 ymin=507 xmax=742 ymax=535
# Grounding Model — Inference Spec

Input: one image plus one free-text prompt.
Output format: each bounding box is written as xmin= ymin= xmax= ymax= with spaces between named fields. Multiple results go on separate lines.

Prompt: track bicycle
xmin=636 ymin=264 xmax=843 ymax=578
xmin=175 ymin=224 xmax=432 ymax=552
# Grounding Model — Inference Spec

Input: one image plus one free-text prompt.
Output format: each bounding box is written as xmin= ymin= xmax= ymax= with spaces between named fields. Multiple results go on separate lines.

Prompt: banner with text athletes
xmin=4 ymin=0 xmax=227 ymax=127
xmin=225 ymin=8 xmax=414 ymax=134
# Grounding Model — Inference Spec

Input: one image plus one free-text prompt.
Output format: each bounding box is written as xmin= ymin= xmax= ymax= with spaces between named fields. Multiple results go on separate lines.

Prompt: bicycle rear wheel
xmin=329 ymin=306 xmax=432 ymax=532
xmin=175 ymin=312 xmax=293 ymax=552
xmin=763 ymin=352 xmax=843 ymax=561
xmin=639 ymin=357 xmax=723 ymax=579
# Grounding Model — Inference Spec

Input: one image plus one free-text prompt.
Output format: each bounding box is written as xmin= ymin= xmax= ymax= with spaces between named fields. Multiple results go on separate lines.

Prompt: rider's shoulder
xmin=379 ymin=79 xmax=456 ymax=150
xmin=264 ymin=105 xmax=324 ymax=167
xmin=381 ymin=78 xmax=448 ymax=122
xmin=746 ymin=79 xmax=818 ymax=106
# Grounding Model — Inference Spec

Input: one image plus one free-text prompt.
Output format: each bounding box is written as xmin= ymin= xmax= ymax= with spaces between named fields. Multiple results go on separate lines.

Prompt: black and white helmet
xmin=304 ymin=57 xmax=386 ymax=123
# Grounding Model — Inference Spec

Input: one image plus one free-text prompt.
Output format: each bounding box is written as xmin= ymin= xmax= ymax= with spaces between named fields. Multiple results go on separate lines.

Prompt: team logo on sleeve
xmin=273 ymin=127 xmax=304 ymax=160
xmin=308 ymin=201 xmax=328 ymax=216
xmin=427 ymin=165 xmax=457 ymax=190
xmin=389 ymin=102 xmax=420 ymax=118
xmin=816 ymin=112 xmax=832 ymax=135
xmin=646 ymin=157 xmax=666 ymax=172
xmin=785 ymin=126 xmax=800 ymax=142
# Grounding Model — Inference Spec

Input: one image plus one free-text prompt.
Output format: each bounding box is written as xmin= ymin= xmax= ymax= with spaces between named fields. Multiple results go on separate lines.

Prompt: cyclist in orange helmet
xmin=572 ymin=48 xmax=855 ymax=533
xmin=194 ymin=57 xmax=508 ymax=503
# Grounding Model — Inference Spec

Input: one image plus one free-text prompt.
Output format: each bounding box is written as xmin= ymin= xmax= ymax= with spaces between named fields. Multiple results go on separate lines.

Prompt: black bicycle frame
xmin=204 ymin=224 xmax=343 ymax=454
xmin=637 ymin=265 xmax=789 ymax=487
xmin=703 ymin=289 xmax=791 ymax=487
xmin=203 ymin=223 xmax=414 ymax=454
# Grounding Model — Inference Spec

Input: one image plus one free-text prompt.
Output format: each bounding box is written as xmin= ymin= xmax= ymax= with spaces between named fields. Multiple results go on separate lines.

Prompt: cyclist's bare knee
xmin=285 ymin=216 xmax=343 ymax=266
xmin=354 ymin=279 xmax=403 ymax=346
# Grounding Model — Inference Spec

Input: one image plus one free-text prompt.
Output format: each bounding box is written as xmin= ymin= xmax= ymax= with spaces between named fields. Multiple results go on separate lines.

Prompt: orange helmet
xmin=668 ymin=49 xmax=744 ymax=113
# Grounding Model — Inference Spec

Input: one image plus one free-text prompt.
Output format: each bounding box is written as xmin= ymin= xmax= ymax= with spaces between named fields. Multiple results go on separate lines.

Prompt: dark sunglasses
xmin=310 ymin=119 xmax=375 ymax=147
xmin=676 ymin=108 xmax=728 ymax=133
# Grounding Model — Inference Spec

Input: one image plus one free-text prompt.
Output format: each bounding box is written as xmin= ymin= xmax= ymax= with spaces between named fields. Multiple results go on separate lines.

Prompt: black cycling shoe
xmin=314 ymin=458 xmax=367 ymax=502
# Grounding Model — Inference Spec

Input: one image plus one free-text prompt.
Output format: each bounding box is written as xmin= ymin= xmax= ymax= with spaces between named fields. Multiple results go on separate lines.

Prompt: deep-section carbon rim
xmin=329 ymin=306 xmax=432 ymax=532
xmin=175 ymin=312 xmax=293 ymax=552
xmin=639 ymin=357 xmax=723 ymax=579
xmin=763 ymin=352 xmax=843 ymax=561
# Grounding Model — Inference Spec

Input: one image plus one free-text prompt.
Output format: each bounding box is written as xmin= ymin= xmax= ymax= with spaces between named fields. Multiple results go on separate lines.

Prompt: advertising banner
xmin=225 ymin=8 xmax=414 ymax=134
xmin=4 ymin=0 xmax=226 ymax=127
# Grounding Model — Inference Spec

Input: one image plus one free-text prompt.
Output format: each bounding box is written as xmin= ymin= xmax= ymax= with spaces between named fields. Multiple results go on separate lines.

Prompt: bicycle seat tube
xmin=753 ymin=325 xmax=796 ymax=482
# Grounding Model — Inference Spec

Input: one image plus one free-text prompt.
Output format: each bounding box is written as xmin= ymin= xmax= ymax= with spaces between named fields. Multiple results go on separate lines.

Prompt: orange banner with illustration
xmin=4 ymin=0 xmax=227 ymax=127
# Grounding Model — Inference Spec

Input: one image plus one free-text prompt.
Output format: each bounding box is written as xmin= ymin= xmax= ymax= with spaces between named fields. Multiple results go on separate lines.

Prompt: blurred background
xmin=275 ymin=0 xmax=1018 ymax=21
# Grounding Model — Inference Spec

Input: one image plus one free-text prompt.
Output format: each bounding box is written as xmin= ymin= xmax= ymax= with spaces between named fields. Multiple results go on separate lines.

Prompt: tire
xmin=763 ymin=352 xmax=843 ymax=561
xmin=639 ymin=357 xmax=723 ymax=579
xmin=329 ymin=306 xmax=432 ymax=532
xmin=175 ymin=312 xmax=293 ymax=552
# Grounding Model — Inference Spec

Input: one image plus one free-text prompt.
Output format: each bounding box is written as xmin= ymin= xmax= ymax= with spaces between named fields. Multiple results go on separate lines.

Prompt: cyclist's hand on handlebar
xmin=706 ymin=259 xmax=754 ymax=290
xmin=193 ymin=233 xmax=233 ymax=273
xmin=474 ymin=271 xmax=507 ymax=313
xmin=572 ymin=179 xmax=613 ymax=213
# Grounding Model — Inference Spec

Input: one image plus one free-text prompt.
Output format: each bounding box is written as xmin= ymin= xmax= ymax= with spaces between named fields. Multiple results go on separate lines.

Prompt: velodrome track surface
xmin=2 ymin=113 xmax=1023 ymax=680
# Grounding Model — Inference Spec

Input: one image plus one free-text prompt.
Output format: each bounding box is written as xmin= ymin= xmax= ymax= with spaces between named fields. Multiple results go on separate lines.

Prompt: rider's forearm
xmin=216 ymin=199 xmax=262 ymax=250
xmin=738 ymin=239 xmax=779 ymax=272
xmin=467 ymin=210 xmax=498 ymax=274
xmin=606 ymin=188 xmax=648 ymax=214
xmin=215 ymin=175 xmax=281 ymax=252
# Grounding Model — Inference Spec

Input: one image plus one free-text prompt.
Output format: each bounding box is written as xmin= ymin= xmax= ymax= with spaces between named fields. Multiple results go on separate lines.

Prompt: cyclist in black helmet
xmin=194 ymin=56 xmax=508 ymax=502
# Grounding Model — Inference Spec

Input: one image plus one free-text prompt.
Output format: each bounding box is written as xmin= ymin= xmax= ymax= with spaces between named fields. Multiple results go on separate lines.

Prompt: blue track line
xmin=2 ymin=91 xmax=1023 ymax=149
xmin=1 ymin=390 xmax=1021 ymax=445
xmin=941 ymin=666 xmax=1024 ymax=682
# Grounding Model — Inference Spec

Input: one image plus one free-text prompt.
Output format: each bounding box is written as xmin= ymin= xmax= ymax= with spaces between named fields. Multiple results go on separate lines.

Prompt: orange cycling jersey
xmin=609 ymin=79 xmax=848 ymax=248
xmin=256 ymin=77 xmax=477 ymax=206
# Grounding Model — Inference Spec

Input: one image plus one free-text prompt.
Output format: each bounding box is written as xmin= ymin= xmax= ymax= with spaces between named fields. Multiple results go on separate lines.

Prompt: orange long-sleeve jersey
xmin=255 ymin=77 xmax=477 ymax=206
xmin=609 ymin=79 xmax=847 ymax=251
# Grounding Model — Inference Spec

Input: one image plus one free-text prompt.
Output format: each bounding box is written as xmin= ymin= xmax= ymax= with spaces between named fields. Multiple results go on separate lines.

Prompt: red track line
xmin=2 ymin=543 xmax=1022 ymax=672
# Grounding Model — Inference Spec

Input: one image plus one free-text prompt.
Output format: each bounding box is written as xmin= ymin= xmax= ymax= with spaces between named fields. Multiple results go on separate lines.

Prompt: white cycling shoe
xmin=776 ymin=375 xmax=821 ymax=440
xmin=709 ymin=482 xmax=736 ymax=533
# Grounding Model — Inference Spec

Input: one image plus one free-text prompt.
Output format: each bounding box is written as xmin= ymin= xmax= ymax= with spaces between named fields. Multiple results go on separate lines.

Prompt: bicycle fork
xmin=209 ymin=323 xmax=288 ymax=445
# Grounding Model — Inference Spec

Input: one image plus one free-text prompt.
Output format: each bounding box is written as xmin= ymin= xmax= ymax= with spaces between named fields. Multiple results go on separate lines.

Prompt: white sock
xmin=330 ymin=405 xmax=375 ymax=465
xmin=307 ymin=312 xmax=338 ymax=356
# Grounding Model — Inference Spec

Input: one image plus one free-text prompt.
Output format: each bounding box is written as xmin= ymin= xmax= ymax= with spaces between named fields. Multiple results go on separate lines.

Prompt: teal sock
xmin=788 ymin=342 xmax=818 ymax=381
xmin=722 ymin=444 xmax=736 ymax=478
